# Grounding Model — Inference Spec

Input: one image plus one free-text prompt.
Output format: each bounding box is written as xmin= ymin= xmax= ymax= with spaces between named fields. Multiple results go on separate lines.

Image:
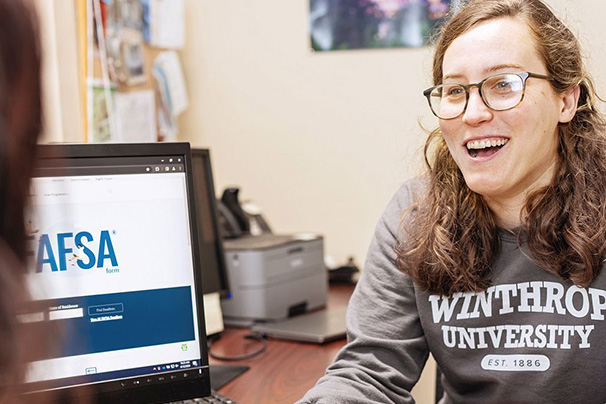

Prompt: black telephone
xmin=217 ymin=188 xmax=272 ymax=239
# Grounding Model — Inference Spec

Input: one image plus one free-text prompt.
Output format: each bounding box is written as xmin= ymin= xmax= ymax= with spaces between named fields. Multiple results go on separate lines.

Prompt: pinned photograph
xmin=120 ymin=29 xmax=146 ymax=85
xmin=102 ymin=0 xmax=147 ymax=85
xmin=90 ymin=80 xmax=116 ymax=143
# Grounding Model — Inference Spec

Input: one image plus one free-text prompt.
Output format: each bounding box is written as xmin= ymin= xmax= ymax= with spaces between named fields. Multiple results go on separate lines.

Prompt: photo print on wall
xmin=310 ymin=0 xmax=458 ymax=51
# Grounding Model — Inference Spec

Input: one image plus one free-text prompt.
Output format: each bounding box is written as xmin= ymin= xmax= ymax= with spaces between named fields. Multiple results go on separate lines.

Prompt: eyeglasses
xmin=423 ymin=72 xmax=552 ymax=120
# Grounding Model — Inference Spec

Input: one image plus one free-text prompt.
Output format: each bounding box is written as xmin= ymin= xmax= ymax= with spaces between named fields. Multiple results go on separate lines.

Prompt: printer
xmin=220 ymin=233 xmax=327 ymax=322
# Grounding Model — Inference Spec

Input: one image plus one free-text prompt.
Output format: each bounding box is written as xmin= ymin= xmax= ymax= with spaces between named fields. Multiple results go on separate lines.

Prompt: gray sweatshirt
xmin=297 ymin=179 xmax=606 ymax=404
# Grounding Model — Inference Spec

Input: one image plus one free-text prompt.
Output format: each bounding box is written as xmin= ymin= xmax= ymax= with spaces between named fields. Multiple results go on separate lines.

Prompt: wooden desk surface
xmin=210 ymin=284 xmax=355 ymax=404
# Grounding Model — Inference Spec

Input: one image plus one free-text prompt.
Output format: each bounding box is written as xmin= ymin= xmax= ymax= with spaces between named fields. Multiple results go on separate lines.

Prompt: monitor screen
xmin=24 ymin=143 xmax=211 ymax=402
xmin=190 ymin=149 xmax=230 ymax=298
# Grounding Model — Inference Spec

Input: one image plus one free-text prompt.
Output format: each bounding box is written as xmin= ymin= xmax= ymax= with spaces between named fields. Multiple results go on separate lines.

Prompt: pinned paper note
xmin=153 ymin=51 xmax=189 ymax=116
xmin=114 ymin=90 xmax=157 ymax=142
xmin=148 ymin=0 xmax=185 ymax=49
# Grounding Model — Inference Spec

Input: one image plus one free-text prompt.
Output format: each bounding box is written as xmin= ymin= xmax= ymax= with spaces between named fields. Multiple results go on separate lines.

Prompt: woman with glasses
xmin=298 ymin=0 xmax=606 ymax=403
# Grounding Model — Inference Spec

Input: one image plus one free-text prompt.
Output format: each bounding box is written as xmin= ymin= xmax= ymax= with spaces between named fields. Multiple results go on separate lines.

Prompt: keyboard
xmin=169 ymin=390 xmax=238 ymax=403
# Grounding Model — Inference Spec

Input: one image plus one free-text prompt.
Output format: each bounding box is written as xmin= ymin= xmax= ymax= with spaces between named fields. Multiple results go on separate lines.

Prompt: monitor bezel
xmin=27 ymin=142 xmax=211 ymax=403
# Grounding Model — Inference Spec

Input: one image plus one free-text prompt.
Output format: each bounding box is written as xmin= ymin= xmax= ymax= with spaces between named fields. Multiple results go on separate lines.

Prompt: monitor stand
xmin=210 ymin=364 xmax=250 ymax=390
xmin=204 ymin=294 xmax=250 ymax=390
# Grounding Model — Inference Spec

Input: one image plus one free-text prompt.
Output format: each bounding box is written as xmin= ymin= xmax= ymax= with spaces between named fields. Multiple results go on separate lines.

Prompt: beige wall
xmin=179 ymin=0 xmax=431 ymax=269
xmin=178 ymin=4 xmax=434 ymax=400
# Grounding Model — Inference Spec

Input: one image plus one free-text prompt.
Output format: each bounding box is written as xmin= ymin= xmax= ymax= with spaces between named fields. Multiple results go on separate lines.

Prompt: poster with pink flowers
xmin=310 ymin=0 xmax=456 ymax=51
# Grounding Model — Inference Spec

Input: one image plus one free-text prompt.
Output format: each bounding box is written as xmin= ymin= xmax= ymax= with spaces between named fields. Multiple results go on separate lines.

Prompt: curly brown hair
xmin=397 ymin=0 xmax=606 ymax=296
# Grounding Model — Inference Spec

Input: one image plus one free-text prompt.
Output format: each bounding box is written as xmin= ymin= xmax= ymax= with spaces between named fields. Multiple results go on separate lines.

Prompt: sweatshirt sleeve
xmin=296 ymin=180 xmax=429 ymax=404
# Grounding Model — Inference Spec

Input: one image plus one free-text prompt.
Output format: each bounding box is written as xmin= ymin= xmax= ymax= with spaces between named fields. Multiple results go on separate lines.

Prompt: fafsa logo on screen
xmin=34 ymin=229 xmax=119 ymax=274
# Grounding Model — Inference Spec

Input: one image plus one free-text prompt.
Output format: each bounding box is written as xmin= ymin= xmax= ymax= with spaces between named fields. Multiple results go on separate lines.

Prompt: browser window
xmin=24 ymin=155 xmax=203 ymax=391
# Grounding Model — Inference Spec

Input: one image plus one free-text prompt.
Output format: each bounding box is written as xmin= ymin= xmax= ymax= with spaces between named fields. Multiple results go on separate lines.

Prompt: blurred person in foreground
xmin=0 ymin=0 xmax=45 ymax=402
xmin=298 ymin=0 xmax=606 ymax=402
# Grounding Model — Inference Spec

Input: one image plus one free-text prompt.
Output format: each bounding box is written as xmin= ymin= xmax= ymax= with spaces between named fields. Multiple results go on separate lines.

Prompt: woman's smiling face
xmin=439 ymin=17 xmax=576 ymax=211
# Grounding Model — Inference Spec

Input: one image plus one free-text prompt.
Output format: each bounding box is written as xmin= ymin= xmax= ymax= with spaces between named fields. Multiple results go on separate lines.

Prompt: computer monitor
xmin=24 ymin=142 xmax=212 ymax=403
xmin=190 ymin=149 xmax=230 ymax=298
xmin=190 ymin=149 xmax=231 ymax=336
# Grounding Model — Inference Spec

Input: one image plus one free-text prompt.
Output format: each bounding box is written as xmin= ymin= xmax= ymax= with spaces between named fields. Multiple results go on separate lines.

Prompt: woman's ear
xmin=559 ymin=85 xmax=580 ymax=123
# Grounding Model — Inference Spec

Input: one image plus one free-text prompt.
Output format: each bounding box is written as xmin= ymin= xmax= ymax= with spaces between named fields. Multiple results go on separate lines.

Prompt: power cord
xmin=207 ymin=332 xmax=267 ymax=361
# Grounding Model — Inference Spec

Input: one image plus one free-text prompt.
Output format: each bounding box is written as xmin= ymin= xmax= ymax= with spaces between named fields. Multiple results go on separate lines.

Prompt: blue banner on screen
xmin=45 ymin=286 xmax=195 ymax=357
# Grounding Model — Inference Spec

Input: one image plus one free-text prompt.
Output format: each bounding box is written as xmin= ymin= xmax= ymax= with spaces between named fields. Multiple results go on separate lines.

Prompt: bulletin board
xmin=76 ymin=0 xmax=188 ymax=143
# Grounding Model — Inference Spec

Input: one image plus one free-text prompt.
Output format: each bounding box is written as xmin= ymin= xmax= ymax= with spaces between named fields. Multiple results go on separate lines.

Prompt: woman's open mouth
xmin=466 ymin=138 xmax=509 ymax=158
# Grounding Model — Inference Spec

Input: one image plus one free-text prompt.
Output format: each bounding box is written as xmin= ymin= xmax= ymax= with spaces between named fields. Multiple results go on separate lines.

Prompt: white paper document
xmin=149 ymin=0 xmax=185 ymax=49
xmin=153 ymin=51 xmax=189 ymax=116
xmin=114 ymin=90 xmax=157 ymax=142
